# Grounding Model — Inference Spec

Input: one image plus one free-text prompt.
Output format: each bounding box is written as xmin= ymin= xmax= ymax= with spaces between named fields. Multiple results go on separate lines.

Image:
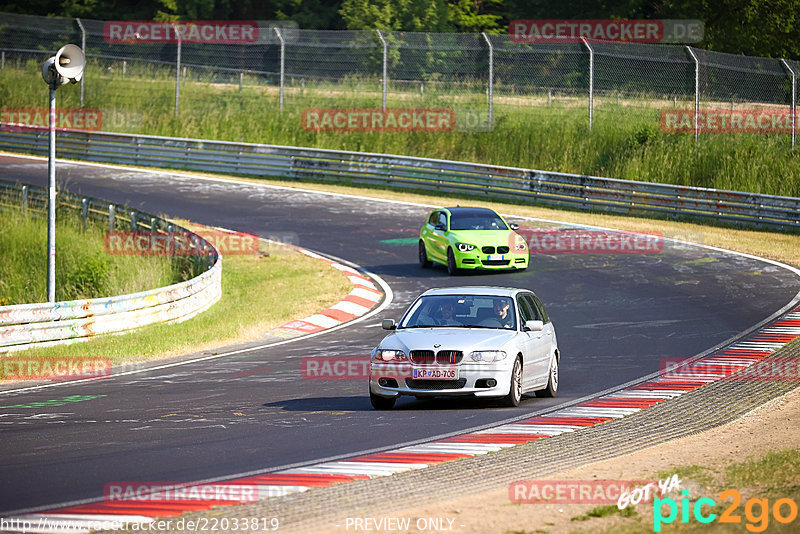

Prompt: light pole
xmin=41 ymin=44 xmax=85 ymax=303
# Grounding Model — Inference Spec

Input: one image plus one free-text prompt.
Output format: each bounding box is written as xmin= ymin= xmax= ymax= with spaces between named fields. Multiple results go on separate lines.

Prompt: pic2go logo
xmin=654 ymin=489 xmax=799 ymax=532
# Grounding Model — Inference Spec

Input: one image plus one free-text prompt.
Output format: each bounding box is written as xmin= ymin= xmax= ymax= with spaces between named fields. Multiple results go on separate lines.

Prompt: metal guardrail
xmin=1 ymin=126 xmax=799 ymax=230
xmin=0 ymin=180 xmax=222 ymax=352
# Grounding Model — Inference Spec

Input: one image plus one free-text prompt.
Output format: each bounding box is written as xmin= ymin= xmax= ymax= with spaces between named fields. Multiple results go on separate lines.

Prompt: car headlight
xmin=469 ymin=350 xmax=507 ymax=362
xmin=374 ymin=349 xmax=408 ymax=362
xmin=456 ymin=243 xmax=476 ymax=252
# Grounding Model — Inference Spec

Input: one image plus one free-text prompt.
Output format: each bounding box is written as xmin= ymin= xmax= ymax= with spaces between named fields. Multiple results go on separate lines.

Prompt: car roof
xmin=443 ymin=207 xmax=500 ymax=217
xmin=420 ymin=286 xmax=529 ymax=298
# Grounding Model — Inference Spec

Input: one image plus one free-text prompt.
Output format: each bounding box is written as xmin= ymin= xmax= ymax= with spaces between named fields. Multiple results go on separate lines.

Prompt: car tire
xmin=536 ymin=353 xmax=559 ymax=398
xmin=370 ymin=391 xmax=396 ymax=410
xmin=502 ymin=357 xmax=523 ymax=407
xmin=419 ymin=240 xmax=432 ymax=268
xmin=447 ymin=248 xmax=459 ymax=276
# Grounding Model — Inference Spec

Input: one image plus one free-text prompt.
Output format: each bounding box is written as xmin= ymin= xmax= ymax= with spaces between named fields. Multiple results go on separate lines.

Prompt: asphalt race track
xmin=1 ymin=154 xmax=798 ymax=514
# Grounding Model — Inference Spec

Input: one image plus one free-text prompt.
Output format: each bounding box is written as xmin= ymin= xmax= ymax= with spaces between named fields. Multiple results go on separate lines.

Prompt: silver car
xmin=369 ymin=286 xmax=559 ymax=409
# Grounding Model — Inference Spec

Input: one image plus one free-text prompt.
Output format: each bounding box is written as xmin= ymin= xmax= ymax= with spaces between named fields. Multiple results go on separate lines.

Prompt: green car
xmin=418 ymin=207 xmax=529 ymax=275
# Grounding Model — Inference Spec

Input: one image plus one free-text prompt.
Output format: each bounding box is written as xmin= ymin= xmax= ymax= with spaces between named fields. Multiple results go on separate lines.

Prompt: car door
xmin=428 ymin=211 xmax=449 ymax=261
xmin=531 ymin=293 xmax=557 ymax=354
xmin=519 ymin=293 xmax=551 ymax=388
xmin=516 ymin=294 xmax=548 ymax=390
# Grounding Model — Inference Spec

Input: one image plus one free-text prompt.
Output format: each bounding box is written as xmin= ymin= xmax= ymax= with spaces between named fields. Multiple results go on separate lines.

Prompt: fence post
xmin=376 ymin=30 xmax=387 ymax=110
xmin=173 ymin=23 xmax=182 ymax=116
xmin=482 ymin=32 xmax=493 ymax=125
xmin=686 ymin=46 xmax=700 ymax=143
xmin=108 ymin=204 xmax=116 ymax=232
xmin=781 ymin=59 xmax=797 ymax=149
xmin=274 ymin=28 xmax=285 ymax=112
xmin=75 ymin=18 xmax=86 ymax=107
xmin=21 ymin=185 xmax=28 ymax=214
xmin=81 ymin=198 xmax=88 ymax=230
xmin=581 ymin=38 xmax=593 ymax=130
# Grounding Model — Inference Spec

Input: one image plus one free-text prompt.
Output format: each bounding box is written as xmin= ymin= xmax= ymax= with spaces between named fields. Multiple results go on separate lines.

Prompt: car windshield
xmin=449 ymin=212 xmax=508 ymax=231
xmin=399 ymin=295 xmax=516 ymax=330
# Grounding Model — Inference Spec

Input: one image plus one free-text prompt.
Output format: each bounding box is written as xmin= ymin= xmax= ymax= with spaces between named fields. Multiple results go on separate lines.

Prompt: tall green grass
xmin=0 ymin=207 xmax=182 ymax=304
xmin=1 ymin=59 xmax=798 ymax=197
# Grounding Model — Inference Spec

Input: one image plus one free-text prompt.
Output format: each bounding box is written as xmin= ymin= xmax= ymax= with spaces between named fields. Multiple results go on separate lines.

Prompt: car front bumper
xmin=369 ymin=362 xmax=513 ymax=398
xmin=452 ymin=249 xmax=528 ymax=270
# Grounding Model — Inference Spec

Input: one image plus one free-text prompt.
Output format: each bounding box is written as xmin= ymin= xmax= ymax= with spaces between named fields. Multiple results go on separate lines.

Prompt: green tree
xmin=654 ymin=0 xmax=800 ymax=58
xmin=449 ymin=0 xmax=504 ymax=32
xmin=339 ymin=0 xmax=452 ymax=31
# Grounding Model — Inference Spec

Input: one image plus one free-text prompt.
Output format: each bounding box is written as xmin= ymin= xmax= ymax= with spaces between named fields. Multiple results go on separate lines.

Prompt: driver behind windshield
xmin=493 ymin=299 xmax=514 ymax=329
xmin=436 ymin=301 xmax=460 ymax=326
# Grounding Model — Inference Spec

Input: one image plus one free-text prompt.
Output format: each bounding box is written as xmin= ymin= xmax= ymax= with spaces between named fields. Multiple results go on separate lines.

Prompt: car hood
xmin=381 ymin=327 xmax=517 ymax=352
xmin=448 ymin=229 xmax=517 ymax=247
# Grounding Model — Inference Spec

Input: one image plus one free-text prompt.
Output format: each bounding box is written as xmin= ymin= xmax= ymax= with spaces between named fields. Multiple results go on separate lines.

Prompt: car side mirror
xmin=381 ymin=319 xmax=397 ymax=330
xmin=434 ymin=224 xmax=446 ymax=231
xmin=524 ymin=320 xmax=544 ymax=332
xmin=509 ymin=223 xmax=519 ymax=230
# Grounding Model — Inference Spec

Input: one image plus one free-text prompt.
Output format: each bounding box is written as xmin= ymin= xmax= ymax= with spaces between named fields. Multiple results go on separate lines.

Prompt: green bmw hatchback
xmin=418 ymin=207 xmax=529 ymax=275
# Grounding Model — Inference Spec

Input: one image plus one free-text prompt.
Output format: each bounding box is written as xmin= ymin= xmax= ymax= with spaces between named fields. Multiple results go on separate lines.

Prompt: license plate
xmin=487 ymin=254 xmax=505 ymax=260
xmin=412 ymin=367 xmax=459 ymax=380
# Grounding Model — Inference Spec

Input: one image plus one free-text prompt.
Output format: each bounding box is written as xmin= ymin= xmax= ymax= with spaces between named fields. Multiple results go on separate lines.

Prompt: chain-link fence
xmin=0 ymin=12 xmax=796 ymax=147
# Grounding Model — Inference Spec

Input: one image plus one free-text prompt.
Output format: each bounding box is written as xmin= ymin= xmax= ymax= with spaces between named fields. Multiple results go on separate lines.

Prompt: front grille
xmin=436 ymin=350 xmax=464 ymax=365
xmin=436 ymin=350 xmax=463 ymax=365
xmin=497 ymin=246 xmax=510 ymax=254
xmin=481 ymin=246 xmax=495 ymax=254
xmin=406 ymin=378 xmax=467 ymax=390
xmin=410 ymin=350 xmax=463 ymax=365
xmin=481 ymin=259 xmax=511 ymax=266
xmin=410 ymin=350 xmax=435 ymax=364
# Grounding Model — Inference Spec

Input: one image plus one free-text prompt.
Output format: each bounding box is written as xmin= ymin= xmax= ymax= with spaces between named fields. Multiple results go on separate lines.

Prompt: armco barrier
xmin=0 ymin=180 xmax=222 ymax=352
xmin=1 ymin=126 xmax=799 ymax=229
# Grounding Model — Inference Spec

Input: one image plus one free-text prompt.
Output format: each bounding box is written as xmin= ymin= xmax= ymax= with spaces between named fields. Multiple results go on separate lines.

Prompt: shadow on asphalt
xmin=262 ymin=395 xmax=543 ymax=412
xmin=359 ymin=262 xmax=528 ymax=279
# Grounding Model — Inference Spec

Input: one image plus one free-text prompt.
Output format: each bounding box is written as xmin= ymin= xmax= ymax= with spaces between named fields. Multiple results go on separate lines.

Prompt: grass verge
xmin=1 ymin=221 xmax=352 ymax=368
xmin=0 ymin=206 xmax=181 ymax=304
xmin=1 ymin=61 xmax=798 ymax=197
